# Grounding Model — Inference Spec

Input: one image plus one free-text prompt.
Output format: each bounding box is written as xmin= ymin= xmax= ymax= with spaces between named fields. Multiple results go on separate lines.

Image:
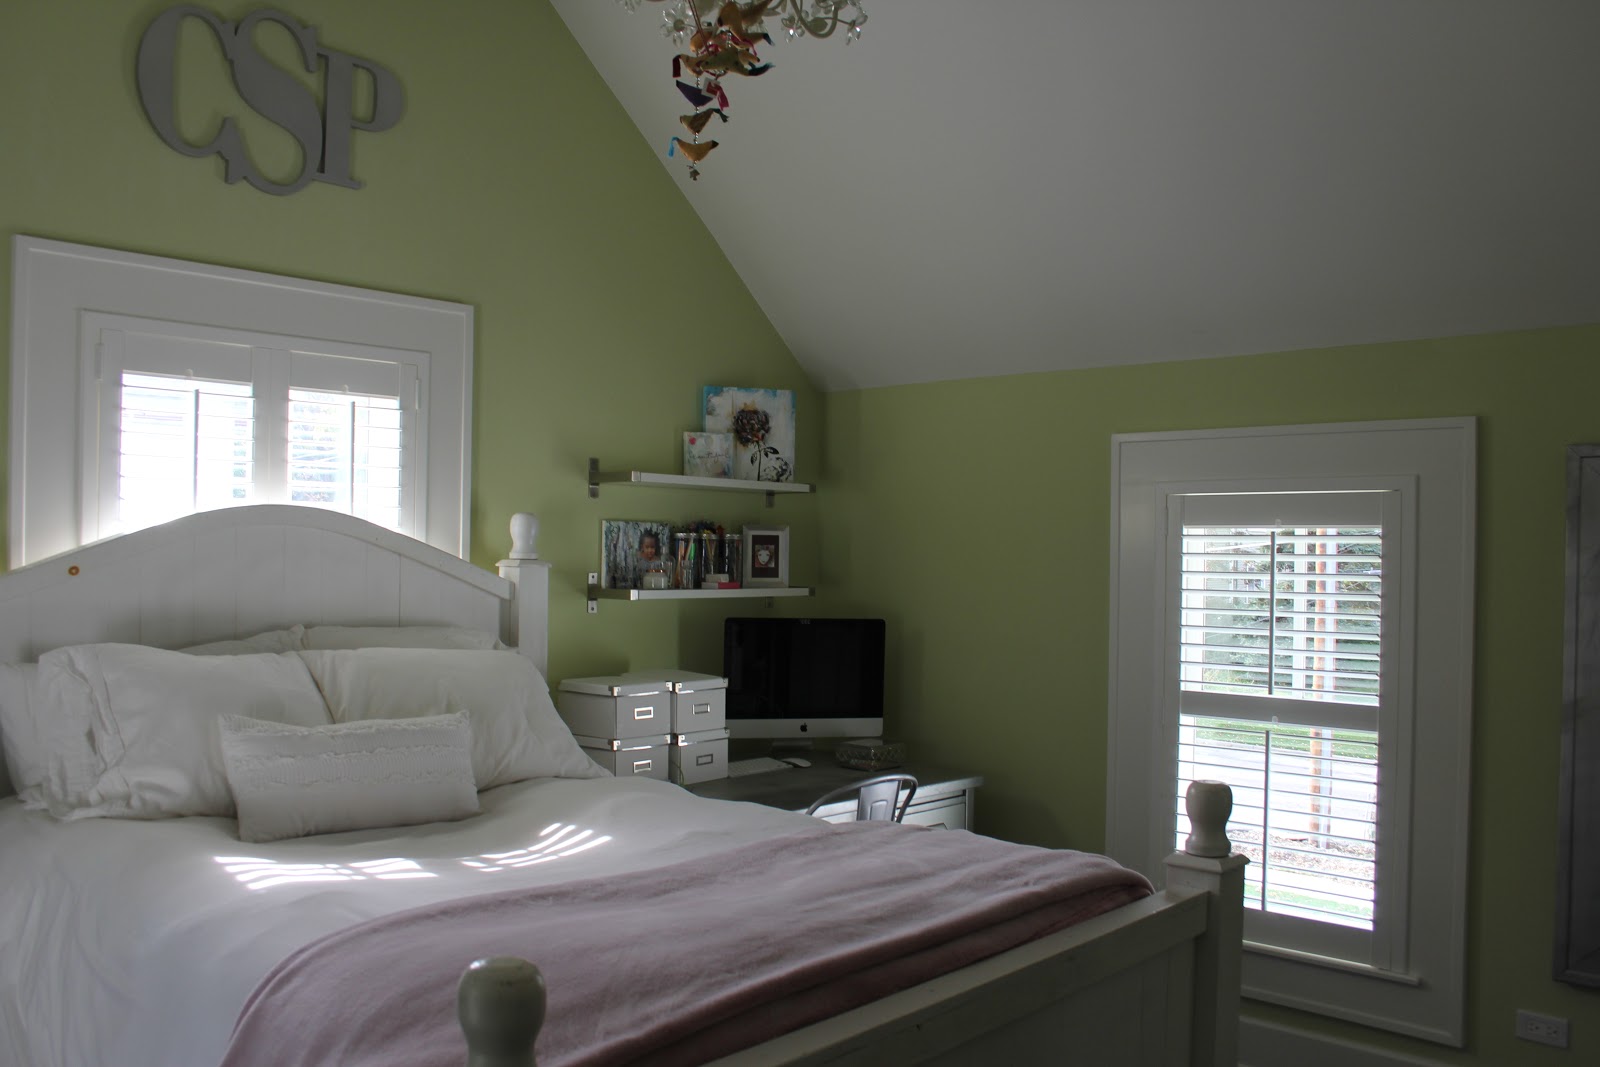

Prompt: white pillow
xmin=298 ymin=649 xmax=604 ymax=788
xmin=0 ymin=662 xmax=99 ymax=812
xmin=0 ymin=661 xmax=100 ymax=814
xmin=2 ymin=631 xmax=307 ymax=809
xmin=48 ymin=645 xmax=332 ymax=819
xmin=0 ymin=664 xmax=45 ymax=800
xmin=219 ymin=712 xmax=479 ymax=843
xmin=302 ymin=625 xmax=504 ymax=651
xmin=182 ymin=625 xmax=306 ymax=656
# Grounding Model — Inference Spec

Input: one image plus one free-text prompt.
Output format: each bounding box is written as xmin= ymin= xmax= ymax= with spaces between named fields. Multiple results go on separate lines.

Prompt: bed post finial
xmin=1183 ymin=779 xmax=1232 ymax=858
xmin=459 ymin=956 xmax=546 ymax=1067
xmin=508 ymin=513 xmax=540 ymax=559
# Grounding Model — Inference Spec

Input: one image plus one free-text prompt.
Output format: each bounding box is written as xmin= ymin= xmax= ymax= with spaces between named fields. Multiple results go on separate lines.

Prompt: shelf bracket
xmin=588 ymin=457 xmax=600 ymax=500
xmin=586 ymin=572 xmax=599 ymax=614
xmin=765 ymin=490 xmax=775 ymax=508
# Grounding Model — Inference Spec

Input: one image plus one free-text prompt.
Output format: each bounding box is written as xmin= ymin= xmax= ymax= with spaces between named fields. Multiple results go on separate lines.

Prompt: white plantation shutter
xmin=1169 ymin=491 xmax=1402 ymax=966
xmin=285 ymin=346 xmax=416 ymax=533
xmin=287 ymin=390 xmax=404 ymax=530
xmin=117 ymin=373 xmax=256 ymax=532
xmin=86 ymin=319 xmax=424 ymax=541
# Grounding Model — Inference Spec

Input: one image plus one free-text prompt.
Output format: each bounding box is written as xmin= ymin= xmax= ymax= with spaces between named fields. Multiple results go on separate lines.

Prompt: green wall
xmin=0 ymin=0 xmax=820 ymax=675
xmin=821 ymin=325 xmax=1600 ymax=1064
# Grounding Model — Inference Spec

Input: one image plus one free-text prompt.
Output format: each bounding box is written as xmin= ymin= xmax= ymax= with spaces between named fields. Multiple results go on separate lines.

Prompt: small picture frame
xmin=742 ymin=525 xmax=789 ymax=588
xmin=683 ymin=431 xmax=733 ymax=478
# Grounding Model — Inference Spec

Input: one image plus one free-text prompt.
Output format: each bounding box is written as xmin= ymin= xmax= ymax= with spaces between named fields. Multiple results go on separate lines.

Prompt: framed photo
xmin=742 ymin=525 xmax=789 ymax=588
xmin=601 ymin=519 xmax=673 ymax=590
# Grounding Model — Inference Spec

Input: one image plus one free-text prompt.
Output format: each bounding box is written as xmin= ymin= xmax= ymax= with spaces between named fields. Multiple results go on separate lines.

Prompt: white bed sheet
xmin=0 ymin=776 xmax=815 ymax=1067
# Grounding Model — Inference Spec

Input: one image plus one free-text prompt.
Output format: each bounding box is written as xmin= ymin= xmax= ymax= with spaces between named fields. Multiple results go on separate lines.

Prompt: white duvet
xmin=0 ymin=776 xmax=814 ymax=1067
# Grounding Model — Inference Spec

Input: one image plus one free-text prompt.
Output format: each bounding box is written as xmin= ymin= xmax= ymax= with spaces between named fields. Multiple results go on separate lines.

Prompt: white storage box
xmin=557 ymin=675 xmax=671 ymax=740
xmin=657 ymin=670 xmax=727 ymax=733
xmin=575 ymin=734 xmax=671 ymax=780
xmin=669 ymin=727 xmax=730 ymax=785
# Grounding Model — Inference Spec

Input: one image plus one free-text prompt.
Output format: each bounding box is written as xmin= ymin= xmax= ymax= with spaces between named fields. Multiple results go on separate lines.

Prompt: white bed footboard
xmin=458 ymin=784 xmax=1247 ymax=1067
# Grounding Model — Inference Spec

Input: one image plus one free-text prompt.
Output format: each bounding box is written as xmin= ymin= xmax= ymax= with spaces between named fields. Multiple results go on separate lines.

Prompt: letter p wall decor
xmin=136 ymin=5 xmax=405 ymax=196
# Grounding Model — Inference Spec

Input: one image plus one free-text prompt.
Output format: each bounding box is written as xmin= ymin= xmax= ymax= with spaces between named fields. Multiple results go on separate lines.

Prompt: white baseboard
xmin=1240 ymin=1016 xmax=1450 ymax=1067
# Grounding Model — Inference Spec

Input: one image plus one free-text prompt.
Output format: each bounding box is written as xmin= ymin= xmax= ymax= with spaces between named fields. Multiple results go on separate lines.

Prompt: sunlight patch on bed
xmin=459 ymin=822 xmax=613 ymax=873
xmin=216 ymin=856 xmax=436 ymax=890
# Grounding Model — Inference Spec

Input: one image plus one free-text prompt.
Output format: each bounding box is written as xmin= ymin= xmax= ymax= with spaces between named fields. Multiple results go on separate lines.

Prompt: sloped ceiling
xmin=551 ymin=0 xmax=1600 ymax=391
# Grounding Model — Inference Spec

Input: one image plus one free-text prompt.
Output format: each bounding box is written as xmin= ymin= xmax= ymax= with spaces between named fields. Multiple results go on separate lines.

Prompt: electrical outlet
xmin=1515 ymin=1009 xmax=1569 ymax=1049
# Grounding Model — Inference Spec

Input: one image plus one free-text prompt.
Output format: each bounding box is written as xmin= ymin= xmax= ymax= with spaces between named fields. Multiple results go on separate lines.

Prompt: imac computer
xmin=722 ymin=617 xmax=885 ymax=745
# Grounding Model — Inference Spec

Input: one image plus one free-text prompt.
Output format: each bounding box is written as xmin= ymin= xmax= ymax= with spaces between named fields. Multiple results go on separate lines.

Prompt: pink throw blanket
xmin=221 ymin=822 xmax=1151 ymax=1067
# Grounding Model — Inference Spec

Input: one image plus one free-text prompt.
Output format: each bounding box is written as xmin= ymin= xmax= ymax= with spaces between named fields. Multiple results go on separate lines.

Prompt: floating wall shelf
xmin=586 ymin=573 xmax=812 ymax=613
xmin=588 ymin=458 xmax=813 ymax=508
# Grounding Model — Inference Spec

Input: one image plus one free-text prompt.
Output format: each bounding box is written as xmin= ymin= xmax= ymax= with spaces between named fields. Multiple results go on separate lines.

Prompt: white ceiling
xmin=551 ymin=0 xmax=1600 ymax=391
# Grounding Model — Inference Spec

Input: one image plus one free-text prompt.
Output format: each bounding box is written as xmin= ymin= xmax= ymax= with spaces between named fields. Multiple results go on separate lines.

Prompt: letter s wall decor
xmin=135 ymin=4 xmax=405 ymax=196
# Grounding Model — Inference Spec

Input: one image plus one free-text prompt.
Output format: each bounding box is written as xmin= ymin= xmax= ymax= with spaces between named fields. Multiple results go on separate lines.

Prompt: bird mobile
xmin=619 ymin=0 xmax=867 ymax=180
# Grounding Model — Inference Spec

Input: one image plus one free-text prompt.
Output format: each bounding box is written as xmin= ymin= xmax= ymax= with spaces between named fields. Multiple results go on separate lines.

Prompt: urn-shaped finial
xmin=508 ymin=513 xmax=539 ymax=560
xmin=1184 ymin=780 xmax=1233 ymax=858
xmin=459 ymin=956 xmax=546 ymax=1066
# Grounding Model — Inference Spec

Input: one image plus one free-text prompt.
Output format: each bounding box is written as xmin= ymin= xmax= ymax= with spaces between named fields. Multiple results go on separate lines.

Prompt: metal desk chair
xmin=805 ymin=773 xmax=919 ymax=823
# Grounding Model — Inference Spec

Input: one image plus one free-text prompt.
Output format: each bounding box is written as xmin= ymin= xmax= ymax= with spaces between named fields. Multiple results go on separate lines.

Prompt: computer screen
xmin=722 ymin=617 xmax=886 ymax=741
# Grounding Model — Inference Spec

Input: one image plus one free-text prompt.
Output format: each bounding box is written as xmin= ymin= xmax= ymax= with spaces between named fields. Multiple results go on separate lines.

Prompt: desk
xmin=687 ymin=762 xmax=983 ymax=831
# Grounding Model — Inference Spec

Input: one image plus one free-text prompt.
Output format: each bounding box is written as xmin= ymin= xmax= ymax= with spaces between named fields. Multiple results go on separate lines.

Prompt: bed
xmin=0 ymin=505 xmax=1246 ymax=1066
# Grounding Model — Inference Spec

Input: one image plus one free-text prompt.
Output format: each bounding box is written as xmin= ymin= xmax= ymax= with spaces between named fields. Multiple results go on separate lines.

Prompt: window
xmin=1108 ymin=419 xmax=1473 ymax=1048
xmin=10 ymin=237 xmax=472 ymax=566
xmin=82 ymin=315 xmax=424 ymax=544
xmin=1171 ymin=492 xmax=1400 ymax=970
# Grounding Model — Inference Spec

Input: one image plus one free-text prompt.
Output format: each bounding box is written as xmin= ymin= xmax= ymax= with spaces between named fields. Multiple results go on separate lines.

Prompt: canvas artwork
xmin=600 ymin=519 xmax=674 ymax=590
xmin=683 ymin=431 xmax=733 ymax=478
xmin=703 ymin=387 xmax=795 ymax=483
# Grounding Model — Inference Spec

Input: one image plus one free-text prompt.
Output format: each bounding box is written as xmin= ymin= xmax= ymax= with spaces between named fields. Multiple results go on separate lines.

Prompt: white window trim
xmin=1106 ymin=417 xmax=1475 ymax=1047
xmin=9 ymin=236 xmax=472 ymax=567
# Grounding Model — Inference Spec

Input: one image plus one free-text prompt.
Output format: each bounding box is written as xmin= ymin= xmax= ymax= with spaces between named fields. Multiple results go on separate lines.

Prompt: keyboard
xmin=726 ymin=756 xmax=797 ymax=778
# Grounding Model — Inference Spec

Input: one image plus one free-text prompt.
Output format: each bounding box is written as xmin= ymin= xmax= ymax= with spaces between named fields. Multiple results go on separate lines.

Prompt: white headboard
xmin=0 ymin=505 xmax=550 ymax=798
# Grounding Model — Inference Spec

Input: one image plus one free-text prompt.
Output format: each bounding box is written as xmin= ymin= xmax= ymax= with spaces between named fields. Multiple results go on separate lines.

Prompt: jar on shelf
xmin=640 ymin=557 xmax=672 ymax=590
xmin=698 ymin=530 xmax=718 ymax=585
xmin=673 ymin=531 xmax=697 ymax=589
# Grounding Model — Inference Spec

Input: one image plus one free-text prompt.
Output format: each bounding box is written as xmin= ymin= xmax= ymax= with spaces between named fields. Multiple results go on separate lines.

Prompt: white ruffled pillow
xmin=45 ymin=645 xmax=331 ymax=819
xmin=298 ymin=649 xmax=604 ymax=788
xmin=2 ymin=631 xmax=308 ymax=808
xmin=219 ymin=712 xmax=479 ymax=843
xmin=301 ymin=625 xmax=504 ymax=651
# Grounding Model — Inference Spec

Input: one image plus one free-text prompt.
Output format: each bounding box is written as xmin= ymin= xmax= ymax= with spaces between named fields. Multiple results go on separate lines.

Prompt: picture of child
xmin=600 ymin=520 xmax=674 ymax=589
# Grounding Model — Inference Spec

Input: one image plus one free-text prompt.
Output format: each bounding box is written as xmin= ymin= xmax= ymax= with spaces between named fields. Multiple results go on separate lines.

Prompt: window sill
xmin=1245 ymin=940 xmax=1421 ymax=987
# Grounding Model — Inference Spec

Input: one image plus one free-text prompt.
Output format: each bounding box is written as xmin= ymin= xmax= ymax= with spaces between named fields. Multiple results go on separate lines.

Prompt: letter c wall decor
xmin=135 ymin=4 xmax=405 ymax=196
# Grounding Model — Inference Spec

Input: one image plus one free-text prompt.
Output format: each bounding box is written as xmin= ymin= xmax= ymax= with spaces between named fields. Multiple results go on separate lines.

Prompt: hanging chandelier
xmin=619 ymin=0 xmax=867 ymax=180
